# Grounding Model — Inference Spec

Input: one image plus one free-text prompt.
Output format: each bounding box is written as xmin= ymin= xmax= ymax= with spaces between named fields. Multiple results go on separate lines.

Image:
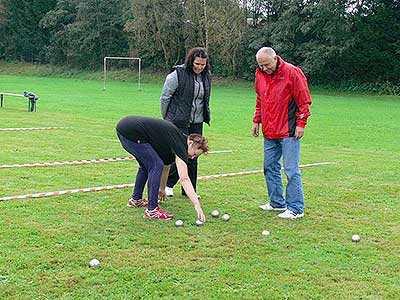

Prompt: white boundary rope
xmin=0 ymin=150 xmax=235 ymax=169
xmin=0 ymin=157 xmax=135 ymax=168
xmin=0 ymin=162 xmax=334 ymax=202
xmin=0 ymin=184 xmax=135 ymax=201
xmin=198 ymin=162 xmax=334 ymax=179
xmin=0 ymin=127 xmax=67 ymax=131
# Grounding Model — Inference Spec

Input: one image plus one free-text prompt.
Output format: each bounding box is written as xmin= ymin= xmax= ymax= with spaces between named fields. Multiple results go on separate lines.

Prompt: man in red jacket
xmin=252 ymin=47 xmax=312 ymax=219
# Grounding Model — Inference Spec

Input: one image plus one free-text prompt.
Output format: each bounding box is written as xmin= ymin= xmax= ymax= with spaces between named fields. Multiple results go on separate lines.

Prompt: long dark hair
xmin=184 ymin=47 xmax=211 ymax=74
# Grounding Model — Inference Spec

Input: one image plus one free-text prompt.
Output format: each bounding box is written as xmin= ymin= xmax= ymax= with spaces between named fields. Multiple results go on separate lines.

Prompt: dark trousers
xmin=29 ymin=99 xmax=36 ymax=112
xmin=117 ymin=132 xmax=163 ymax=210
xmin=167 ymin=123 xmax=203 ymax=194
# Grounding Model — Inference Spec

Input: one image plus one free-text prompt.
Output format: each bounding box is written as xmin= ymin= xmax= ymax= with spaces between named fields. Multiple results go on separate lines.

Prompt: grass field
xmin=0 ymin=73 xmax=399 ymax=300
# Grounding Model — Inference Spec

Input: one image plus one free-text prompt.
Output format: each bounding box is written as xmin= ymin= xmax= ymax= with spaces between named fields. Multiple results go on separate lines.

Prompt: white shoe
xmin=258 ymin=203 xmax=286 ymax=211
xmin=277 ymin=209 xmax=304 ymax=219
xmin=165 ymin=186 xmax=174 ymax=197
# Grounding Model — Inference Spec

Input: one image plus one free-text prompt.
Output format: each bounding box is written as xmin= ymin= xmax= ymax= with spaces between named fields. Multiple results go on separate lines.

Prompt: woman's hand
xmin=196 ymin=205 xmax=206 ymax=223
xmin=174 ymin=156 xmax=206 ymax=222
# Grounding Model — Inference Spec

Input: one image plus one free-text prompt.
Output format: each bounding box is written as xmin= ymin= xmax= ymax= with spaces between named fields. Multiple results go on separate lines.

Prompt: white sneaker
xmin=165 ymin=186 xmax=174 ymax=197
xmin=277 ymin=209 xmax=304 ymax=219
xmin=258 ymin=203 xmax=286 ymax=211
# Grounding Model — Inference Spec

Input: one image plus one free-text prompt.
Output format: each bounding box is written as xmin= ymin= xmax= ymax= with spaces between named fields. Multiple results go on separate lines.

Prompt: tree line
xmin=0 ymin=0 xmax=399 ymax=92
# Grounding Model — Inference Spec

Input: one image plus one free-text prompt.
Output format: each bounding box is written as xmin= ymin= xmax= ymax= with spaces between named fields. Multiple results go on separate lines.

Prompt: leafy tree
xmin=41 ymin=0 xmax=129 ymax=68
xmin=0 ymin=0 xmax=398 ymax=91
xmin=345 ymin=0 xmax=400 ymax=83
xmin=0 ymin=0 xmax=57 ymax=62
xmin=240 ymin=0 xmax=400 ymax=87
xmin=299 ymin=0 xmax=354 ymax=83
xmin=39 ymin=0 xmax=78 ymax=65
xmin=0 ymin=1 xmax=6 ymax=24
xmin=240 ymin=0 xmax=297 ymax=79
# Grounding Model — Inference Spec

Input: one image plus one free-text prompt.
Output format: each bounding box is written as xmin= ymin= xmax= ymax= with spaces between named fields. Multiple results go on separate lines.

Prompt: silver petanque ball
xmin=352 ymin=234 xmax=361 ymax=242
xmin=262 ymin=230 xmax=270 ymax=236
xmin=221 ymin=214 xmax=230 ymax=221
xmin=88 ymin=258 xmax=100 ymax=268
xmin=195 ymin=220 xmax=204 ymax=226
xmin=175 ymin=220 xmax=184 ymax=227
xmin=211 ymin=210 xmax=220 ymax=218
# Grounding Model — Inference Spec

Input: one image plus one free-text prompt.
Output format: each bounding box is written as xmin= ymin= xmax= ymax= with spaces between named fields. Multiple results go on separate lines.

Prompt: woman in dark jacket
xmin=160 ymin=47 xmax=211 ymax=197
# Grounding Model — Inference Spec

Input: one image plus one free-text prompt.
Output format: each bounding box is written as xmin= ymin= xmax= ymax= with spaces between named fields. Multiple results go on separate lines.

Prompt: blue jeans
xmin=117 ymin=132 xmax=163 ymax=210
xmin=263 ymin=137 xmax=304 ymax=214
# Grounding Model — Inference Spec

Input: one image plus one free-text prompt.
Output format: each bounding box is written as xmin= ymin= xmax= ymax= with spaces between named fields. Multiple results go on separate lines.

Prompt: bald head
xmin=256 ymin=47 xmax=278 ymax=74
xmin=256 ymin=47 xmax=276 ymax=60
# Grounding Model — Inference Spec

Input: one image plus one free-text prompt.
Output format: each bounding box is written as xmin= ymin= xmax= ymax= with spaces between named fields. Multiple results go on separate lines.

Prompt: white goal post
xmin=103 ymin=56 xmax=141 ymax=91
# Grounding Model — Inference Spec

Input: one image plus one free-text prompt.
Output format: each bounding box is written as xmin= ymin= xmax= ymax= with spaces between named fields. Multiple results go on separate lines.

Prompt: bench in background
xmin=0 ymin=91 xmax=39 ymax=112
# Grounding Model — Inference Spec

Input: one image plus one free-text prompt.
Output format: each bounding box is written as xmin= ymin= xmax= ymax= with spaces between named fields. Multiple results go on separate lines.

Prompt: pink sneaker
xmin=143 ymin=206 xmax=174 ymax=220
xmin=127 ymin=198 xmax=148 ymax=207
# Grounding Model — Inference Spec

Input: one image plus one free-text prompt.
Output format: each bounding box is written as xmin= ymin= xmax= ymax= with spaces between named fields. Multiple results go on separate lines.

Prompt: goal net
xmin=103 ymin=57 xmax=142 ymax=91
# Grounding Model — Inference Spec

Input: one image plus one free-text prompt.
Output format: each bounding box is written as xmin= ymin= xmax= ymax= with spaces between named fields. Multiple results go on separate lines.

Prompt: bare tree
xmin=206 ymin=0 xmax=247 ymax=76
xmin=126 ymin=0 xmax=185 ymax=68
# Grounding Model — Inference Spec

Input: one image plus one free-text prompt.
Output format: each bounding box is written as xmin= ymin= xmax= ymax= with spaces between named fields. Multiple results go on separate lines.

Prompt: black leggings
xmin=166 ymin=123 xmax=203 ymax=193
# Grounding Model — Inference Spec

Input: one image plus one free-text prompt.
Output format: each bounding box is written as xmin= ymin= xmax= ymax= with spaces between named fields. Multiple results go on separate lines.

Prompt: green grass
xmin=0 ymin=73 xmax=399 ymax=300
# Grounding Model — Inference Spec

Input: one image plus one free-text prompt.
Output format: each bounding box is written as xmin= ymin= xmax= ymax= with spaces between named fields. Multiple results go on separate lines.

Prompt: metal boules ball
xmin=195 ymin=220 xmax=204 ymax=226
xmin=221 ymin=214 xmax=230 ymax=221
xmin=175 ymin=220 xmax=184 ymax=227
xmin=352 ymin=234 xmax=361 ymax=242
xmin=211 ymin=210 xmax=219 ymax=218
xmin=88 ymin=258 xmax=100 ymax=268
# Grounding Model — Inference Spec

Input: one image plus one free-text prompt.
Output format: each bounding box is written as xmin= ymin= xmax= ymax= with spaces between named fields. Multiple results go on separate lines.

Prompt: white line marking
xmin=0 ymin=150 xmax=235 ymax=168
xmin=0 ymin=127 xmax=67 ymax=131
xmin=0 ymin=162 xmax=335 ymax=202
xmin=0 ymin=157 xmax=135 ymax=168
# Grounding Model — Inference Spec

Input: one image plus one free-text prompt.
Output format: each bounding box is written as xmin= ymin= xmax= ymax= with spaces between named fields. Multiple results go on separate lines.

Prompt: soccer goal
xmin=103 ymin=56 xmax=142 ymax=91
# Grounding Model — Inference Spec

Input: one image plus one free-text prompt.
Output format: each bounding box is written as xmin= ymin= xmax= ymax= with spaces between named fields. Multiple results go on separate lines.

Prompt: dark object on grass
xmin=23 ymin=91 xmax=39 ymax=112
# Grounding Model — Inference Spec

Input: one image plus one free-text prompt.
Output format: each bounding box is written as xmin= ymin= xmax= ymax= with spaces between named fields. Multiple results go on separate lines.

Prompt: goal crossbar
xmin=103 ymin=56 xmax=141 ymax=91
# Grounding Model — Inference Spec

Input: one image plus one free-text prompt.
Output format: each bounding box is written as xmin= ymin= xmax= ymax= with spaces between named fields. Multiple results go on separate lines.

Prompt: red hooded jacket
xmin=253 ymin=56 xmax=312 ymax=139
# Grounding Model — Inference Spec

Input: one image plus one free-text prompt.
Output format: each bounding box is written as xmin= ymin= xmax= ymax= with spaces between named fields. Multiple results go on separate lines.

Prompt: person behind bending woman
xmin=160 ymin=47 xmax=211 ymax=198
